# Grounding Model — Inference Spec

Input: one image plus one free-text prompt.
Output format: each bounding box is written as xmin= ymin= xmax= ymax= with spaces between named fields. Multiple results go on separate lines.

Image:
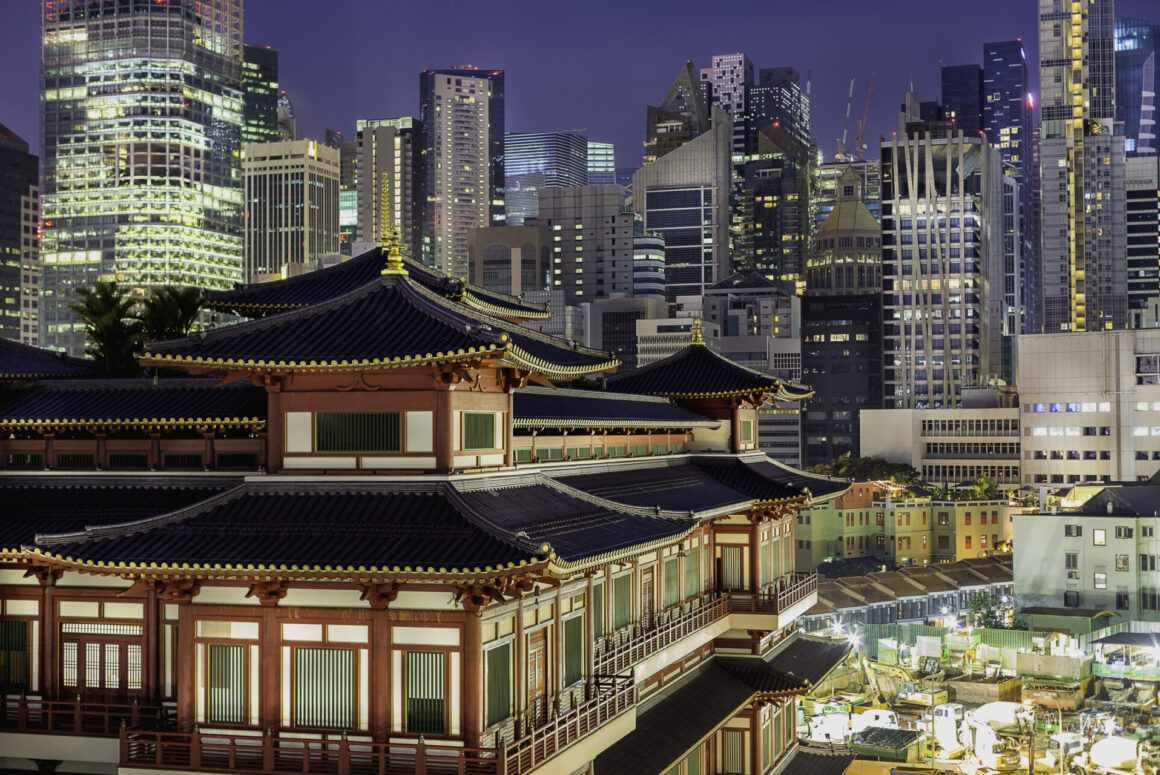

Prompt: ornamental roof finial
xmin=381 ymin=228 xmax=408 ymax=276
xmin=690 ymin=317 xmax=705 ymax=346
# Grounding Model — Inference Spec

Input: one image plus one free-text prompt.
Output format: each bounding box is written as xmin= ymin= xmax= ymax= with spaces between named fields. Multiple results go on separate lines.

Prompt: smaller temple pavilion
xmin=0 ymin=243 xmax=854 ymax=775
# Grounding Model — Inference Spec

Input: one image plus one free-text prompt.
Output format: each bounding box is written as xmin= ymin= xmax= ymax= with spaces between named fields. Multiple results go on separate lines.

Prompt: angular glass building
xmin=40 ymin=0 xmax=245 ymax=354
xmin=940 ymin=64 xmax=984 ymax=136
xmin=503 ymin=132 xmax=588 ymax=226
xmin=1116 ymin=16 xmax=1159 ymax=158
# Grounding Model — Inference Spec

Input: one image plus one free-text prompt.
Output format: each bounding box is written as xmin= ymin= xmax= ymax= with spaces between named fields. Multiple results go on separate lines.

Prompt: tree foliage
xmin=805 ymin=455 xmax=920 ymax=484
xmin=967 ymin=593 xmax=1026 ymax=630
xmin=931 ymin=477 xmax=1002 ymax=501
xmin=138 ymin=286 xmax=206 ymax=342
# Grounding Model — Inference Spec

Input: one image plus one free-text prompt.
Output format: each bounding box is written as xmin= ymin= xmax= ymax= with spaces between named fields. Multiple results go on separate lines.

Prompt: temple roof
xmin=0 ymin=477 xmax=240 ymax=553
xmin=0 ymin=379 xmax=266 ymax=429
xmin=19 ymin=473 xmax=700 ymax=576
xmin=512 ymin=387 xmax=719 ymax=429
xmin=205 ymin=247 xmax=550 ymax=321
xmin=0 ymin=338 xmax=96 ymax=381
xmin=143 ymin=271 xmax=617 ymax=380
xmin=691 ymin=454 xmax=849 ymax=500
xmin=603 ymin=340 xmax=813 ymax=401
xmin=551 ymin=456 xmax=815 ymax=515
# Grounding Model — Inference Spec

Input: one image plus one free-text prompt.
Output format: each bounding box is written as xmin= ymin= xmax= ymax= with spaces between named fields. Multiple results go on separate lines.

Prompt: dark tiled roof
xmin=513 ymin=387 xmax=718 ymax=429
xmin=708 ymin=268 xmax=787 ymax=291
xmin=591 ymin=663 xmax=762 ymax=775
xmin=146 ymin=275 xmax=616 ymax=380
xmin=0 ymin=338 xmax=95 ymax=381
xmin=206 ymin=248 xmax=549 ymax=320
xmin=0 ymin=379 xmax=266 ymax=428
xmin=716 ymin=657 xmax=809 ymax=694
xmin=781 ymin=749 xmax=854 ymax=775
xmin=450 ymin=481 xmax=692 ymax=564
xmin=603 ymin=342 xmax=813 ymax=400
xmin=35 ymin=485 xmax=533 ymax=573
xmin=691 ymin=455 xmax=847 ymax=501
xmin=0 ymin=478 xmax=239 ymax=552
xmin=1080 ymin=486 xmax=1160 ymax=517
xmin=553 ymin=460 xmax=755 ymax=514
xmin=765 ymin=634 xmax=852 ymax=685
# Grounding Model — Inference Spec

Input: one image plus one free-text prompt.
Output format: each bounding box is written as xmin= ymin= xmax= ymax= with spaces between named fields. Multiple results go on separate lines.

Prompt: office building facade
xmin=881 ymin=108 xmax=1004 ymax=409
xmin=355 ymin=117 xmax=420 ymax=255
xmin=40 ymin=0 xmax=245 ymax=354
xmin=19 ymin=185 xmax=39 ymax=346
xmin=0 ymin=125 xmax=38 ymax=343
xmin=633 ymin=108 xmax=732 ymax=302
xmin=466 ymin=224 xmax=551 ymax=297
xmin=243 ymin=140 xmax=340 ymax=281
xmin=419 ymin=67 xmax=504 ymax=277
xmin=242 ymin=44 xmax=279 ymax=146
xmin=941 ymin=64 xmax=984 ymax=136
xmin=1116 ymin=16 xmax=1159 ymax=158
xmin=587 ymin=140 xmax=616 ymax=185
xmin=504 ymin=132 xmax=588 ymax=225
xmin=1126 ymin=156 xmax=1160 ymax=323
xmin=748 ymin=67 xmax=812 ymax=152
xmin=700 ymin=52 xmax=754 ymax=152
xmin=1039 ymin=0 xmax=1128 ymax=332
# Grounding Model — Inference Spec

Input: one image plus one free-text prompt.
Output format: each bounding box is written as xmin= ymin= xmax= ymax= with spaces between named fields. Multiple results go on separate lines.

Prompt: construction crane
xmin=854 ymin=73 xmax=876 ymax=161
xmin=837 ymin=78 xmax=855 ymax=160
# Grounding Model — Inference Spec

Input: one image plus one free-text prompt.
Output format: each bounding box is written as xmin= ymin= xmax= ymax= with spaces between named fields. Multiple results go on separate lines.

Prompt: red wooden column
xmin=435 ymin=388 xmax=455 ymax=472
xmin=730 ymin=404 xmax=742 ymax=454
xmin=143 ymin=587 xmax=159 ymax=703
xmin=260 ymin=607 xmax=280 ymax=732
xmin=370 ymin=607 xmax=390 ymax=742
xmin=504 ymin=391 xmax=514 ymax=467
xmin=749 ymin=519 xmax=761 ymax=593
xmin=41 ymin=580 xmax=57 ymax=697
xmin=266 ymin=390 xmax=283 ymax=473
xmin=176 ymin=603 xmax=196 ymax=731
xmin=552 ymin=589 xmax=563 ymax=714
xmin=148 ymin=431 xmax=161 ymax=470
xmin=463 ymin=612 xmax=482 ymax=747
xmin=750 ymin=707 xmax=762 ymax=775
xmin=514 ymin=595 xmax=525 ymax=735
xmin=583 ymin=575 xmax=594 ymax=697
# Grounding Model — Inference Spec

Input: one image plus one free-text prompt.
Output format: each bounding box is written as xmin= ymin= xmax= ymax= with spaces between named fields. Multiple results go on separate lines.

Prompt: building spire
xmin=690 ymin=317 xmax=705 ymax=346
xmin=381 ymin=228 xmax=408 ymax=276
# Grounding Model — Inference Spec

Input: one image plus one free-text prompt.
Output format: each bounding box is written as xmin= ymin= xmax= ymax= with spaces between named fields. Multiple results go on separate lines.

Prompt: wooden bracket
xmin=245 ymin=581 xmax=287 ymax=607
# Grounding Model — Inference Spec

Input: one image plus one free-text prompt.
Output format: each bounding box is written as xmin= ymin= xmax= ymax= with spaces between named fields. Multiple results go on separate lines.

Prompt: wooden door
xmin=641 ymin=567 xmax=654 ymax=630
xmin=60 ymin=627 xmax=143 ymax=702
xmin=722 ymin=546 xmax=744 ymax=591
xmin=527 ymin=630 xmax=548 ymax=728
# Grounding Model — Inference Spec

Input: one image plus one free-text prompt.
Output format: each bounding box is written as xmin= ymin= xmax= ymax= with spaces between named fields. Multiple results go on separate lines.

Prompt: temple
xmin=0 ymin=244 xmax=854 ymax=775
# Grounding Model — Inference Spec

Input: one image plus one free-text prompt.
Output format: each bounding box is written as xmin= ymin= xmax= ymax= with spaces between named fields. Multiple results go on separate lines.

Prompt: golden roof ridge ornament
xmin=381 ymin=229 xmax=408 ymax=276
xmin=690 ymin=317 xmax=705 ymax=346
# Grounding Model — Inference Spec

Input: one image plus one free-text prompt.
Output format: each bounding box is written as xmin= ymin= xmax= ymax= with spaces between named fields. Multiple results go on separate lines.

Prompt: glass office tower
xmin=40 ymin=0 xmax=245 ymax=354
xmin=504 ymin=132 xmax=588 ymax=225
xmin=242 ymin=43 xmax=279 ymax=146
xmin=1116 ymin=16 xmax=1159 ymax=157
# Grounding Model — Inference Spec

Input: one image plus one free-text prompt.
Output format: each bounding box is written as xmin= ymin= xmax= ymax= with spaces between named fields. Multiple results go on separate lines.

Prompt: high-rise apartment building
xmin=527 ymin=185 xmax=635 ymax=302
xmin=644 ymin=62 xmax=711 ymax=164
xmin=20 ymin=185 xmax=39 ymax=347
xmin=355 ymin=117 xmax=420 ymax=255
xmin=504 ymin=132 xmax=588 ymax=225
xmin=0 ymin=124 xmax=38 ymax=343
xmin=1039 ymin=0 xmax=1128 ymax=332
xmin=1116 ymin=16 xmax=1159 ymax=157
xmin=243 ymin=140 xmax=340 ymax=281
xmin=940 ymin=64 xmax=984 ymax=136
xmin=242 ymin=44 xmax=280 ymax=146
xmin=587 ymin=141 xmax=616 ymax=185
xmin=419 ymin=67 xmax=505 ymax=277
xmin=881 ymin=102 xmax=1004 ymax=409
xmin=633 ymin=108 xmax=732 ymax=303
xmin=40 ymin=0 xmax=245 ymax=354
xmin=983 ymin=40 xmax=1035 ymax=336
xmin=802 ymin=167 xmax=883 ymax=464
xmin=1126 ymin=156 xmax=1160 ymax=323
xmin=748 ymin=67 xmax=812 ymax=151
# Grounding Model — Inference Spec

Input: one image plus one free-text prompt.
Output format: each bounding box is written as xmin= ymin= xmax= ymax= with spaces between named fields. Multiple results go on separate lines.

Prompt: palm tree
xmin=69 ymin=282 xmax=143 ymax=377
xmin=138 ymin=286 xmax=206 ymax=342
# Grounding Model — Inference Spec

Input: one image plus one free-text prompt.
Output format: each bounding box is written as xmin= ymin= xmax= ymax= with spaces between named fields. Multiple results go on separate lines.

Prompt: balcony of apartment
xmin=116 ymin=675 xmax=636 ymax=775
xmin=593 ymin=572 xmax=818 ymax=682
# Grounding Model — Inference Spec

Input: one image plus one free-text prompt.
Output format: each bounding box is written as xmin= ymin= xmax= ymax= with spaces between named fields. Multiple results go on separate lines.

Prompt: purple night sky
xmin=1 ymin=0 xmax=1156 ymax=166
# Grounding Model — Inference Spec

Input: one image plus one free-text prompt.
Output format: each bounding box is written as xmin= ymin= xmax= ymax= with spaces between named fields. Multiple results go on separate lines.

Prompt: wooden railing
xmin=594 ymin=594 xmax=729 ymax=675
xmin=120 ymin=728 xmax=503 ymax=775
xmin=730 ymin=572 xmax=818 ymax=615
xmin=0 ymin=695 xmax=173 ymax=736
xmin=503 ymin=674 xmax=634 ymax=775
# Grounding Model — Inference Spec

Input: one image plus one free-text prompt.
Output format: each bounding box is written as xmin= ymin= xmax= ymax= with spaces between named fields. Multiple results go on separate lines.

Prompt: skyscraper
xmin=1126 ymin=155 xmax=1160 ymax=323
xmin=748 ymin=67 xmax=812 ymax=151
xmin=0 ymin=124 xmax=38 ymax=343
xmin=940 ymin=64 xmax=984 ymax=136
xmin=419 ymin=67 xmax=505 ymax=277
xmin=1116 ymin=16 xmax=1159 ymax=157
xmin=40 ymin=0 xmax=245 ymax=354
xmin=242 ymin=44 xmax=280 ymax=146
xmin=587 ymin=141 xmax=616 ymax=185
xmin=633 ymin=108 xmax=732 ymax=303
xmin=983 ymin=40 xmax=1035 ymax=336
xmin=1039 ymin=0 xmax=1127 ymax=332
xmin=644 ymin=61 xmax=710 ymax=164
xmin=504 ymin=132 xmax=588 ymax=225
xmin=355 ymin=117 xmax=420 ymax=255
xmin=881 ymin=100 xmax=1004 ymax=409
xmin=243 ymin=140 xmax=340 ymax=281
xmin=701 ymin=53 xmax=754 ymax=152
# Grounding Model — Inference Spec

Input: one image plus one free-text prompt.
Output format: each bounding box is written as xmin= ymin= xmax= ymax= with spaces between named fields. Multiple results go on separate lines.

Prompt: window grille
xmin=208 ymin=644 xmax=246 ymax=725
xmin=406 ymin=650 xmax=445 ymax=735
xmin=294 ymin=647 xmax=354 ymax=730
xmin=316 ymin=412 xmax=400 ymax=453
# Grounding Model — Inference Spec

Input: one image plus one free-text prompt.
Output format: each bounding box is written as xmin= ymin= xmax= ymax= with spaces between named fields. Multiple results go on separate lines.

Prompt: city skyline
xmin=2 ymin=0 xmax=1156 ymax=167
